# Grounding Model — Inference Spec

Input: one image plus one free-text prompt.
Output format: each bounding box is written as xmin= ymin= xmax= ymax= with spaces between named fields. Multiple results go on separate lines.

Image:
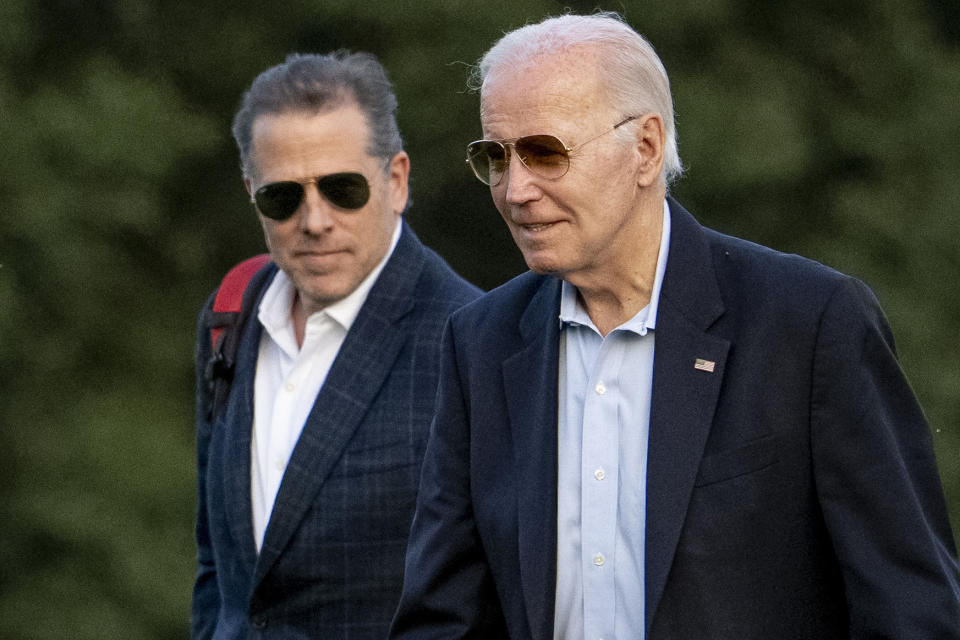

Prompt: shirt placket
xmin=580 ymin=334 xmax=625 ymax=640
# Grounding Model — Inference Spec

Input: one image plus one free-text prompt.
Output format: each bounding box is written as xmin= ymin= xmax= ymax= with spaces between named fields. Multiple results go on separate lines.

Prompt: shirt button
xmin=594 ymin=468 xmax=606 ymax=481
xmin=593 ymin=553 xmax=605 ymax=566
xmin=284 ymin=382 xmax=295 ymax=392
xmin=274 ymin=459 xmax=284 ymax=471
xmin=595 ymin=381 xmax=606 ymax=395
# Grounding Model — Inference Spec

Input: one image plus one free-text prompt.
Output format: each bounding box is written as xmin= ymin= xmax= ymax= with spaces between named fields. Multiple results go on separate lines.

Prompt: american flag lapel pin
xmin=694 ymin=358 xmax=716 ymax=373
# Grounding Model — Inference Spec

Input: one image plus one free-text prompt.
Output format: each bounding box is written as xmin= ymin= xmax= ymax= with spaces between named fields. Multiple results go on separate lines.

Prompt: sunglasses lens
xmin=514 ymin=135 xmax=569 ymax=179
xmin=254 ymin=173 xmax=370 ymax=219
xmin=254 ymin=181 xmax=305 ymax=220
xmin=316 ymin=172 xmax=370 ymax=210
xmin=467 ymin=141 xmax=507 ymax=186
xmin=466 ymin=135 xmax=570 ymax=185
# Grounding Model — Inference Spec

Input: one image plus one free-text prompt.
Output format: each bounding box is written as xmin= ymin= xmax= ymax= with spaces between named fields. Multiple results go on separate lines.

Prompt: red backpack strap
xmin=202 ymin=253 xmax=272 ymax=421
xmin=210 ymin=253 xmax=272 ymax=350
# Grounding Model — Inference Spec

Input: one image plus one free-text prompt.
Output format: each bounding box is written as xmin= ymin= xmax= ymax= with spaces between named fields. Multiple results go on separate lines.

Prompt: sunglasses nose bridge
xmin=512 ymin=136 xmax=572 ymax=182
xmin=505 ymin=141 xmax=532 ymax=173
xmin=299 ymin=180 xmax=337 ymax=230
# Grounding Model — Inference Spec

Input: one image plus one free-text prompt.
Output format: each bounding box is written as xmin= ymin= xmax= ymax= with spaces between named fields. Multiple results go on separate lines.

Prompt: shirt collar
xmin=258 ymin=217 xmax=403 ymax=350
xmin=559 ymin=199 xmax=672 ymax=336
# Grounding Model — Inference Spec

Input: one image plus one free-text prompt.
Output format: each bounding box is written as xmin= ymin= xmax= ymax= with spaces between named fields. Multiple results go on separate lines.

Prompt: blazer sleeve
xmin=811 ymin=277 xmax=960 ymax=637
xmin=190 ymin=295 xmax=220 ymax=640
xmin=391 ymin=319 xmax=509 ymax=639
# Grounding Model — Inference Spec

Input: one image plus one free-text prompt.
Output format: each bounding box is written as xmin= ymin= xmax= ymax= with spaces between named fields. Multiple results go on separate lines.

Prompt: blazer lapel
xmin=253 ymin=223 xmax=424 ymax=585
xmin=503 ymin=276 xmax=562 ymax=640
xmin=644 ymin=199 xmax=729 ymax=634
xmin=220 ymin=274 xmax=275 ymax=568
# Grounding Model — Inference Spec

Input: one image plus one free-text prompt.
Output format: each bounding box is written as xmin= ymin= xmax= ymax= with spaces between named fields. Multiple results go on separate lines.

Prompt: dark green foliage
xmin=1 ymin=1 xmax=957 ymax=636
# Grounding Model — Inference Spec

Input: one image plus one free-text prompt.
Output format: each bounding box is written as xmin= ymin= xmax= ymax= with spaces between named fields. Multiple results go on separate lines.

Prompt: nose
xmin=298 ymin=182 xmax=336 ymax=235
xmin=503 ymin=150 xmax=540 ymax=205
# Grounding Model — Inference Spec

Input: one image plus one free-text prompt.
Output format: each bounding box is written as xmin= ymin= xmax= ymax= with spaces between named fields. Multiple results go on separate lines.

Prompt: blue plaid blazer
xmin=192 ymin=222 xmax=480 ymax=639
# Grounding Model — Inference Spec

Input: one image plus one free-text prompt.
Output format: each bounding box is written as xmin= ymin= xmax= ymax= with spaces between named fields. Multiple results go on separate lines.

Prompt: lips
xmin=295 ymin=247 xmax=348 ymax=257
xmin=522 ymin=222 xmax=555 ymax=231
xmin=292 ymin=249 xmax=350 ymax=271
xmin=514 ymin=219 xmax=564 ymax=235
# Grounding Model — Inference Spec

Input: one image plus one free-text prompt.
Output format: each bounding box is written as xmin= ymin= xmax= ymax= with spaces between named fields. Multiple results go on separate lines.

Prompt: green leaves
xmin=2 ymin=2 xmax=958 ymax=637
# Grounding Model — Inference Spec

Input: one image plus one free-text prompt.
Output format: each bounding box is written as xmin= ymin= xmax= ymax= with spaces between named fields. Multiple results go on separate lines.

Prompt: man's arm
xmin=390 ymin=320 xmax=509 ymax=638
xmin=812 ymin=277 xmax=960 ymax=637
xmin=190 ymin=300 xmax=220 ymax=640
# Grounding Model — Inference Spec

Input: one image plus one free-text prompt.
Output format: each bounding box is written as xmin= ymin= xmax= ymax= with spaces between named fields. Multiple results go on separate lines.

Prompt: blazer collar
xmin=501 ymin=275 xmax=562 ymax=640
xmin=219 ymin=264 xmax=278 ymax=568
xmin=659 ymin=197 xmax=725 ymax=329
xmin=644 ymin=197 xmax=729 ymax=634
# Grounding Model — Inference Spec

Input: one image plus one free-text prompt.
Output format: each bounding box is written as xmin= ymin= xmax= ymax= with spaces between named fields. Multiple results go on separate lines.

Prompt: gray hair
xmin=470 ymin=12 xmax=683 ymax=185
xmin=232 ymin=51 xmax=404 ymax=179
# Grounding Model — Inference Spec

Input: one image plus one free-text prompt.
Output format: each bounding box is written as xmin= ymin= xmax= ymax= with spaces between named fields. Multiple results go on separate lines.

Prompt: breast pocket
xmin=694 ymin=433 xmax=780 ymax=487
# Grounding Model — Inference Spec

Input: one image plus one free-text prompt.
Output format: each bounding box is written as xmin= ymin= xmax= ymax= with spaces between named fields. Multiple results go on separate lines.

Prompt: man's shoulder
xmin=668 ymin=199 xmax=866 ymax=324
xmin=373 ymin=222 xmax=482 ymax=311
xmin=703 ymin=225 xmax=850 ymax=298
xmin=416 ymin=243 xmax=483 ymax=306
xmin=687 ymin=220 xmax=880 ymax=336
xmin=672 ymin=197 xmax=846 ymax=287
xmin=450 ymin=271 xmax=555 ymax=329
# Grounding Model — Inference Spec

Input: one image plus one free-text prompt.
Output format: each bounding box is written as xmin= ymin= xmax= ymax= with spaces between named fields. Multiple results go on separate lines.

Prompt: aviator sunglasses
xmin=252 ymin=172 xmax=371 ymax=220
xmin=466 ymin=115 xmax=639 ymax=186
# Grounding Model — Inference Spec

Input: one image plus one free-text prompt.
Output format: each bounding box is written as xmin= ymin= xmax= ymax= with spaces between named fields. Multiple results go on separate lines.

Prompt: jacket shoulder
xmin=702 ymin=225 xmax=855 ymax=313
xmin=416 ymin=244 xmax=484 ymax=308
xmin=450 ymin=271 xmax=554 ymax=332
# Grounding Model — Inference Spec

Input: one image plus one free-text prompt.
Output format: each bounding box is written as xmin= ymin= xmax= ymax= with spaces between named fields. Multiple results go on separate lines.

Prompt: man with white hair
xmin=391 ymin=12 xmax=959 ymax=639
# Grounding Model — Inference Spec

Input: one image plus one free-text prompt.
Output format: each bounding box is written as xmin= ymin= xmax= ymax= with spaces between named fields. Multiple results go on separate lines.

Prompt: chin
xmin=522 ymin=253 xmax=563 ymax=276
xmin=526 ymin=264 xmax=552 ymax=275
xmin=292 ymin=275 xmax=350 ymax=306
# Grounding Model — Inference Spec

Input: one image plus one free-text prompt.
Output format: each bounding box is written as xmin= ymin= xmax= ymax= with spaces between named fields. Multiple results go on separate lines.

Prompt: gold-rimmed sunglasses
xmin=465 ymin=115 xmax=639 ymax=186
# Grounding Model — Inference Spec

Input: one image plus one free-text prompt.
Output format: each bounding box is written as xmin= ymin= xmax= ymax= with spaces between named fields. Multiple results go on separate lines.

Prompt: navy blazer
xmin=192 ymin=222 xmax=481 ymax=639
xmin=392 ymin=200 xmax=960 ymax=639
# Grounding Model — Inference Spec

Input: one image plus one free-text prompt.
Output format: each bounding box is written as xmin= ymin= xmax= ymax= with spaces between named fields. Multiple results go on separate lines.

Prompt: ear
xmin=634 ymin=114 xmax=666 ymax=188
xmin=388 ymin=151 xmax=411 ymax=214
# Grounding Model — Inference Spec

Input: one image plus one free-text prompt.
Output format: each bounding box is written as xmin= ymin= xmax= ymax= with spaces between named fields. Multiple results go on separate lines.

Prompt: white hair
xmin=470 ymin=12 xmax=683 ymax=185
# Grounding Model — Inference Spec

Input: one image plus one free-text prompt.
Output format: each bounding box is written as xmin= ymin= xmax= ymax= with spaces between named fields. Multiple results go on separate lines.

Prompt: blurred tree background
xmin=1 ymin=0 xmax=958 ymax=636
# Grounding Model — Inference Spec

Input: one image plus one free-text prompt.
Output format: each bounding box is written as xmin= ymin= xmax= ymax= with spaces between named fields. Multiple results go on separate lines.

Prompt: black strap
xmin=202 ymin=256 xmax=273 ymax=421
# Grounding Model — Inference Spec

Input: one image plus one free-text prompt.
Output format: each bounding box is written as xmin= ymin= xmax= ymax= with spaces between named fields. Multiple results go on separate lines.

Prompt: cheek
xmin=259 ymin=216 xmax=296 ymax=252
xmin=358 ymin=196 xmax=391 ymax=234
xmin=258 ymin=216 xmax=275 ymax=249
xmin=490 ymin=185 xmax=508 ymax=216
xmin=351 ymin=206 xmax=397 ymax=258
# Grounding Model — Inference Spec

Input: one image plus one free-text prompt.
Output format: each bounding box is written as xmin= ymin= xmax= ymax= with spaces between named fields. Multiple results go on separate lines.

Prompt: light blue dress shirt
xmin=553 ymin=201 xmax=671 ymax=640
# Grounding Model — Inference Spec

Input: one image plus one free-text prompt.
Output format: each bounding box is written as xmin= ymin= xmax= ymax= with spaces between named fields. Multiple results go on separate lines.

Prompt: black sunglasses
xmin=466 ymin=116 xmax=639 ymax=186
xmin=252 ymin=172 xmax=371 ymax=220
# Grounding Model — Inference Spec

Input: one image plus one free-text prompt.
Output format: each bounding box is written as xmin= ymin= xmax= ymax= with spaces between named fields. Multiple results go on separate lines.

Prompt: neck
xmin=570 ymin=200 xmax=664 ymax=336
xmin=574 ymin=275 xmax=653 ymax=337
xmin=291 ymin=293 xmax=308 ymax=348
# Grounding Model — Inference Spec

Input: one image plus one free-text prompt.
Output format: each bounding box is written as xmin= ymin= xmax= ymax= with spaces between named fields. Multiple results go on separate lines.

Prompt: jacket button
xmin=250 ymin=615 xmax=267 ymax=630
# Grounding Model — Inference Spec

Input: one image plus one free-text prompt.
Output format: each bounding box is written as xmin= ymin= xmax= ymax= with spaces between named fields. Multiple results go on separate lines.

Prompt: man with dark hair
xmin=391 ymin=13 xmax=960 ymax=639
xmin=192 ymin=51 xmax=480 ymax=639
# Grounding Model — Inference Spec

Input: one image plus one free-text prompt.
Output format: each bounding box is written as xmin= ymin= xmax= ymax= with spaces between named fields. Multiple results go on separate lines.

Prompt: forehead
xmin=249 ymin=104 xmax=376 ymax=182
xmin=480 ymin=48 xmax=610 ymax=139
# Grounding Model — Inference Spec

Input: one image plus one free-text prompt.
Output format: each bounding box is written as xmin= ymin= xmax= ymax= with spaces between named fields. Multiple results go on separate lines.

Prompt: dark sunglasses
xmin=252 ymin=172 xmax=371 ymax=220
xmin=466 ymin=116 xmax=639 ymax=186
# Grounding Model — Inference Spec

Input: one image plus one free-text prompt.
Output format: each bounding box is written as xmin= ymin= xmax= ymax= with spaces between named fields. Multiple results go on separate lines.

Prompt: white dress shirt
xmin=250 ymin=220 xmax=401 ymax=551
xmin=554 ymin=201 xmax=671 ymax=640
